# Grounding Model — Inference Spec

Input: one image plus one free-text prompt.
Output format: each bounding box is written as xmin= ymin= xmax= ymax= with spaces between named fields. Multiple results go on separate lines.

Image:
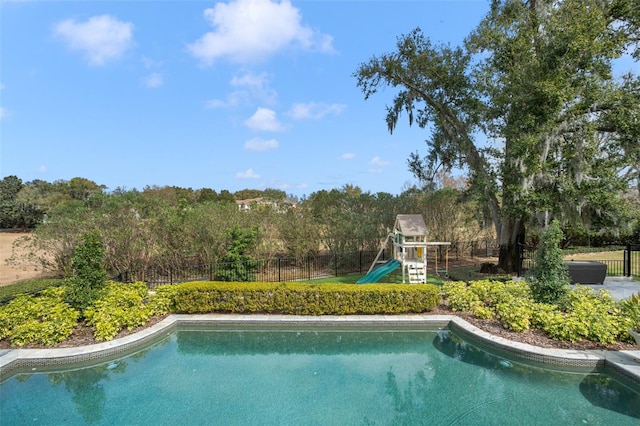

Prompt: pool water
xmin=1 ymin=328 xmax=639 ymax=425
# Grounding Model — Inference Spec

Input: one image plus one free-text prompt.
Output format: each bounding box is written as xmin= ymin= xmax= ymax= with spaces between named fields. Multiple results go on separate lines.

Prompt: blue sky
xmin=1 ymin=1 xmax=636 ymax=197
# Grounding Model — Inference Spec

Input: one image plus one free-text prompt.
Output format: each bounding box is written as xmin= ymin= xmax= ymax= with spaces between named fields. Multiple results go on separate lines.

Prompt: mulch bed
xmin=1 ymin=308 xmax=636 ymax=351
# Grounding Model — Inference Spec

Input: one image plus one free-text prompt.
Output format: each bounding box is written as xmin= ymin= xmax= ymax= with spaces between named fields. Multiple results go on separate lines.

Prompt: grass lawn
xmin=564 ymin=250 xmax=625 ymax=261
xmin=302 ymin=273 xmax=445 ymax=285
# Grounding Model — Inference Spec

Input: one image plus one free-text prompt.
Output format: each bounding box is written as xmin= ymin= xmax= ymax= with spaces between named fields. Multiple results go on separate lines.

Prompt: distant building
xmin=235 ymin=197 xmax=297 ymax=212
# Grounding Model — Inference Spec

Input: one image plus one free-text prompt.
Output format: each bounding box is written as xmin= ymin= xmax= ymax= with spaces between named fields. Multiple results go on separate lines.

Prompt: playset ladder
xmin=406 ymin=262 xmax=426 ymax=284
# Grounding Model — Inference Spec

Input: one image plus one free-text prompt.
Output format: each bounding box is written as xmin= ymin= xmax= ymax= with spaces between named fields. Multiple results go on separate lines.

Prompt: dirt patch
xmin=0 ymin=232 xmax=49 ymax=286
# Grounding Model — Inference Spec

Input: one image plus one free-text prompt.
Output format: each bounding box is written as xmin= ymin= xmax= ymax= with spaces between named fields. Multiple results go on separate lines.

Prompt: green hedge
xmin=0 ymin=278 xmax=64 ymax=304
xmin=173 ymin=281 xmax=441 ymax=315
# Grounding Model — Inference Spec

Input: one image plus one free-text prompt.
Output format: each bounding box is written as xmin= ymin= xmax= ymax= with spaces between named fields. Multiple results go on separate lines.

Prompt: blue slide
xmin=356 ymin=259 xmax=401 ymax=284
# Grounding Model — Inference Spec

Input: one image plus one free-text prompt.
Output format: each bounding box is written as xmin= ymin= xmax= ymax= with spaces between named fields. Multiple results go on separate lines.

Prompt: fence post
xmin=625 ymin=244 xmax=631 ymax=277
xmin=517 ymin=243 xmax=523 ymax=277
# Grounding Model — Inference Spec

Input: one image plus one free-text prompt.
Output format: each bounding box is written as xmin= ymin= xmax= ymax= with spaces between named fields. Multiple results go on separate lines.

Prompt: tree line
xmin=2 ymin=174 xmax=494 ymax=278
xmin=3 ymin=172 xmax=638 ymax=280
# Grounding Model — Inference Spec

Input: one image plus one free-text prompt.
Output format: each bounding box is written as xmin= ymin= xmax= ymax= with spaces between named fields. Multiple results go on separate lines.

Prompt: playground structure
xmin=357 ymin=214 xmax=451 ymax=284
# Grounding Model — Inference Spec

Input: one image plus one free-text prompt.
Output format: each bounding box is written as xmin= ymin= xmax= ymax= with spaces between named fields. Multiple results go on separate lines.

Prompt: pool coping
xmin=1 ymin=314 xmax=639 ymax=385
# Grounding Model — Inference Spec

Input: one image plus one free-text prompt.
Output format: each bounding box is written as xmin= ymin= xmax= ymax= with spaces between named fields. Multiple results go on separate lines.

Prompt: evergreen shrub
xmin=65 ymin=231 xmax=107 ymax=311
xmin=527 ymin=220 xmax=570 ymax=305
xmin=173 ymin=281 xmax=441 ymax=315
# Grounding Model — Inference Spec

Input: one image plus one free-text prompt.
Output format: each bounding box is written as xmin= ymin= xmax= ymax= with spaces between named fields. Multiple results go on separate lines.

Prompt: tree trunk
xmin=497 ymin=218 xmax=525 ymax=273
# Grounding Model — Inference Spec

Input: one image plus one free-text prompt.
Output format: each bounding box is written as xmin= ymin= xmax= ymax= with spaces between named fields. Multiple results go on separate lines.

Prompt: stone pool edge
xmin=1 ymin=314 xmax=639 ymax=385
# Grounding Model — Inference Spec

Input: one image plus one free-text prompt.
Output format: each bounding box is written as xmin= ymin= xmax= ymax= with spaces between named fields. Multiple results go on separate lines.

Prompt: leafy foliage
xmin=619 ymin=291 xmax=640 ymax=332
xmin=442 ymin=278 xmax=631 ymax=344
xmin=215 ymin=226 xmax=259 ymax=282
xmin=173 ymin=281 xmax=441 ymax=315
xmin=0 ymin=286 xmax=79 ymax=346
xmin=0 ymin=278 xmax=64 ymax=304
xmin=65 ymin=231 xmax=107 ymax=311
xmin=527 ymin=220 xmax=571 ymax=305
xmin=354 ymin=1 xmax=640 ymax=271
xmin=84 ymin=282 xmax=175 ymax=341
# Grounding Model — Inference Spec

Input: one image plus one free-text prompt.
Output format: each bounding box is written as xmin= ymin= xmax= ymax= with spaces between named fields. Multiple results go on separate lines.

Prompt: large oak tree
xmin=355 ymin=0 xmax=639 ymax=271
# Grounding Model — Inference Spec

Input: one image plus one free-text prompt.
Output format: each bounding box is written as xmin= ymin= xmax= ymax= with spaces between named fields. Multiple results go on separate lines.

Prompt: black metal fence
xmin=518 ymin=243 xmax=640 ymax=278
xmin=114 ymin=250 xmax=388 ymax=288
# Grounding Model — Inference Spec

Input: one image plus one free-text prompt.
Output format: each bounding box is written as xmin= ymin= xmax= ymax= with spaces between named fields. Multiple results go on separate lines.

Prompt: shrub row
xmin=173 ymin=281 xmax=441 ymax=315
xmin=0 ymin=278 xmax=65 ymax=304
xmin=442 ymin=280 xmax=633 ymax=344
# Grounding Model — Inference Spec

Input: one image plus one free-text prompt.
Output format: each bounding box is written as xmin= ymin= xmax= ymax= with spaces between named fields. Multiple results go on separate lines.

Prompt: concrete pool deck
xmin=582 ymin=276 xmax=640 ymax=300
xmin=1 ymin=314 xmax=639 ymax=386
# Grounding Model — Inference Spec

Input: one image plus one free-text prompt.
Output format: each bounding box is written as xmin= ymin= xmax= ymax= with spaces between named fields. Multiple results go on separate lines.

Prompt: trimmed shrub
xmin=0 ymin=278 xmax=65 ymax=304
xmin=0 ymin=286 xmax=79 ymax=346
xmin=527 ymin=220 xmax=570 ymax=305
xmin=148 ymin=284 xmax=178 ymax=315
xmin=173 ymin=281 xmax=441 ymax=315
xmin=65 ymin=231 xmax=107 ymax=311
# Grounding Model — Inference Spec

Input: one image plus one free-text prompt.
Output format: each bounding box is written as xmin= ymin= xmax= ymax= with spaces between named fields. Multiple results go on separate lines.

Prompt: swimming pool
xmin=1 ymin=325 xmax=638 ymax=425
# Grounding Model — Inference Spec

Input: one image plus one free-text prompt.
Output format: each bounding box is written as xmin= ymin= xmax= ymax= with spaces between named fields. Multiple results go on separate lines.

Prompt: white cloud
xmin=53 ymin=15 xmax=134 ymax=66
xmin=371 ymin=156 xmax=390 ymax=167
xmin=143 ymin=72 xmax=163 ymax=88
xmin=288 ymin=102 xmax=346 ymax=120
xmin=244 ymin=107 xmax=284 ymax=131
xmin=207 ymin=72 xmax=277 ymax=108
xmin=231 ymin=72 xmax=277 ymax=104
xmin=231 ymin=72 xmax=267 ymax=88
xmin=236 ymin=168 xmax=260 ymax=179
xmin=187 ymin=0 xmax=335 ymax=65
xmin=0 ymin=107 xmax=6 ymax=120
xmin=244 ymin=137 xmax=279 ymax=151
xmin=141 ymin=56 xmax=162 ymax=69
xmin=341 ymin=153 xmax=356 ymax=160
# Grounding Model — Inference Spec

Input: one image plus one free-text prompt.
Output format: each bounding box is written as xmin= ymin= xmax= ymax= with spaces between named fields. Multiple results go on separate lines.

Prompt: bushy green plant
xmin=0 ymin=278 xmax=65 ymax=304
xmin=619 ymin=292 xmax=640 ymax=333
xmin=173 ymin=281 xmax=441 ymax=315
xmin=147 ymin=285 xmax=178 ymax=314
xmin=533 ymin=286 xmax=628 ymax=344
xmin=84 ymin=281 xmax=162 ymax=341
xmin=495 ymin=295 xmax=534 ymax=332
xmin=215 ymin=226 xmax=259 ymax=282
xmin=65 ymin=231 xmax=107 ymax=311
xmin=0 ymin=286 xmax=79 ymax=346
xmin=527 ymin=220 xmax=570 ymax=305
xmin=441 ymin=281 xmax=479 ymax=312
